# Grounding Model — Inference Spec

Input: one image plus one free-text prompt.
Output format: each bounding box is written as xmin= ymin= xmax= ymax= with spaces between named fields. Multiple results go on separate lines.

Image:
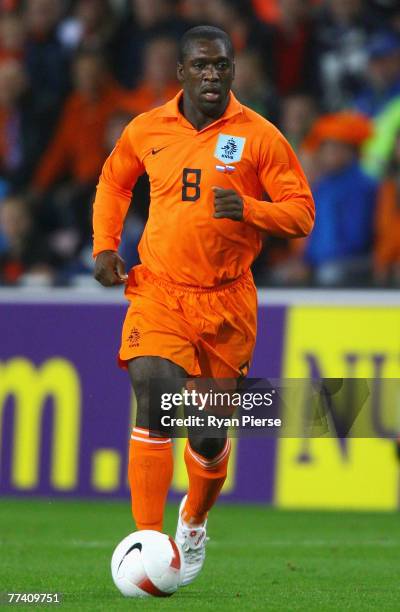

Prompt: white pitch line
xmin=207 ymin=539 xmax=398 ymax=548
xmin=68 ymin=540 xmax=115 ymax=548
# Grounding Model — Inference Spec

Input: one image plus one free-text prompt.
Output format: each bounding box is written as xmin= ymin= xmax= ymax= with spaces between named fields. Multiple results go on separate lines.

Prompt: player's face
xmin=177 ymin=38 xmax=234 ymax=119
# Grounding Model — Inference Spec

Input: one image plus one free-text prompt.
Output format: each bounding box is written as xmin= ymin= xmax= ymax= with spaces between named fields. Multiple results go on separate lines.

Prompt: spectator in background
xmin=0 ymin=58 xmax=46 ymax=187
xmin=251 ymin=0 xmax=280 ymax=25
xmin=180 ymin=0 xmax=210 ymax=25
xmin=266 ymin=0 xmax=316 ymax=96
xmin=123 ymin=35 xmax=179 ymax=114
xmin=313 ymin=0 xmax=374 ymax=110
xmin=373 ymin=131 xmax=400 ymax=285
xmin=0 ymin=11 xmax=25 ymax=63
xmin=279 ymin=92 xmax=321 ymax=193
xmin=361 ymin=96 xmax=400 ymax=180
xmin=359 ymin=34 xmax=400 ymax=179
xmin=0 ymin=59 xmax=27 ymax=186
xmin=23 ymin=0 xmax=70 ymax=142
xmin=111 ymin=0 xmax=188 ymax=88
xmin=301 ymin=112 xmax=377 ymax=286
xmin=31 ymin=50 xmax=127 ymax=249
xmin=232 ymin=49 xmax=279 ymax=122
xmin=129 ymin=0 xmax=179 ymax=29
xmin=204 ymin=0 xmax=259 ymax=52
xmin=252 ymin=0 xmax=322 ymax=25
xmin=103 ymin=110 xmax=132 ymax=153
xmin=0 ymin=1 xmax=20 ymax=10
xmin=353 ymin=31 xmax=400 ymax=117
xmin=0 ymin=195 xmax=56 ymax=285
xmin=58 ymin=0 xmax=117 ymax=55
xmin=280 ymin=92 xmax=318 ymax=151
xmin=367 ymin=1 xmax=400 ymax=30
xmin=391 ymin=7 xmax=400 ymax=35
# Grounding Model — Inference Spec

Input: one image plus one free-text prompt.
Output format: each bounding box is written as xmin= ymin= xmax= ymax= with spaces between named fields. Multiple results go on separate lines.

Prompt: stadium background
xmin=1 ymin=0 xmax=400 ymax=520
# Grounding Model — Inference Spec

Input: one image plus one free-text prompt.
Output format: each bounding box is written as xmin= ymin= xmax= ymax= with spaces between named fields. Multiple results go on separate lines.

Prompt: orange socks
xmin=128 ymin=429 xmax=231 ymax=530
xmin=182 ymin=439 xmax=231 ymax=526
xmin=128 ymin=427 xmax=173 ymax=532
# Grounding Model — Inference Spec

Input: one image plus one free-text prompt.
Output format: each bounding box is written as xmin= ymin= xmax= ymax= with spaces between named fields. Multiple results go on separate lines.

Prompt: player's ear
xmin=177 ymin=62 xmax=184 ymax=84
xmin=231 ymin=60 xmax=235 ymax=82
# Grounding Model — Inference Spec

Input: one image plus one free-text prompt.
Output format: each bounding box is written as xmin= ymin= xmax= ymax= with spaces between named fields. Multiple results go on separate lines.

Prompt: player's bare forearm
xmin=212 ymin=187 xmax=243 ymax=221
xmin=94 ymin=250 xmax=128 ymax=287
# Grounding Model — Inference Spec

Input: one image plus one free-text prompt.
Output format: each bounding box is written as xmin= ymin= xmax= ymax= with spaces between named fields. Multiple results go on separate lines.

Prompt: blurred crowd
xmin=0 ymin=0 xmax=400 ymax=288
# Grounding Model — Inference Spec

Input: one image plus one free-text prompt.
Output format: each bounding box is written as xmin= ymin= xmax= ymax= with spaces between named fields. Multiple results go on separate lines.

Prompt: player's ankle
xmin=182 ymin=508 xmax=207 ymax=527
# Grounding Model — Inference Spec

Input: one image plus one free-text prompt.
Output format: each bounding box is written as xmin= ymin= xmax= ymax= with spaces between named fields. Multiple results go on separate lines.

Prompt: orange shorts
xmin=119 ymin=265 xmax=257 ymax=378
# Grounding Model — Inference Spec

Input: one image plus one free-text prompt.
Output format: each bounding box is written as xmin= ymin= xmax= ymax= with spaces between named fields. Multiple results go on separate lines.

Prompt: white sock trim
xmin=130 ymin=435 xmax=172 ymax=444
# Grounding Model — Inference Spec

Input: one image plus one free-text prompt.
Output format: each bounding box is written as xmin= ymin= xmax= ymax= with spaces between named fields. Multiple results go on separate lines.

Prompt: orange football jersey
xmin=93 ymin=91 xmax=314 ymax=286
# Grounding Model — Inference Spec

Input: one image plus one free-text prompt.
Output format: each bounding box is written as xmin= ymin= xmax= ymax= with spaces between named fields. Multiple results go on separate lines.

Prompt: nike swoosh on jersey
xmin=152 ymin=146 xmax=168 ymax=155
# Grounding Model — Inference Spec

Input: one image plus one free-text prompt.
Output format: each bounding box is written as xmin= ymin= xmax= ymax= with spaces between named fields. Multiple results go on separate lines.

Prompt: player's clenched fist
xmin=212 ymin=187 xmax=244 ymax=221
xmin=94 ymin=250 xmax=128 ymax=287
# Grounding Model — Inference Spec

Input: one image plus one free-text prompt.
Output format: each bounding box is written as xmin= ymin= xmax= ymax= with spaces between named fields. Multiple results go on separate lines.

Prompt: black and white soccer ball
xmin=111 ymin=530 xmax=183 ymax=597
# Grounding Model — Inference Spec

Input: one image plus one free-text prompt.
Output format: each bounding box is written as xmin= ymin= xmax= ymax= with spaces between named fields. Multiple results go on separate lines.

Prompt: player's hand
xmin=94 ymin=250 xmax=128 ymax=287
xmin=212 ymin=187 xmax=244 ymax=221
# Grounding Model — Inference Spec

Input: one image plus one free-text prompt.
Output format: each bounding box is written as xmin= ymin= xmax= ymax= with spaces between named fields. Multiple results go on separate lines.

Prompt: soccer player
xmin=93 ymin=25 xmax=314 ymax=586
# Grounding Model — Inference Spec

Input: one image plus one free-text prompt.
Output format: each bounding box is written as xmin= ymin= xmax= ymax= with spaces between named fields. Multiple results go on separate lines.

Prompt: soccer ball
xmin=111 ymin=530 xmax=183 ymax=597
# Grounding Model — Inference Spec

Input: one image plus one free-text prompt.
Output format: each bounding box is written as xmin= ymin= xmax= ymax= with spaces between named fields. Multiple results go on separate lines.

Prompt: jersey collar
xmin=162 ymin=90 xmax=243 ymax=129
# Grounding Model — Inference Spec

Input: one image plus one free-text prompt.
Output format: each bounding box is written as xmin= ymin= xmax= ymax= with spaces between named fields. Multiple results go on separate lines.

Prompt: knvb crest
xmin=214 ymin=134 xmax=246 ymax=163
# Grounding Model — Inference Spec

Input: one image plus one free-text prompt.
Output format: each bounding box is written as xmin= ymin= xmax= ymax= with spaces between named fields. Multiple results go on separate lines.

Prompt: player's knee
xmin=128 ymin=364 xmax=151 ymax=428
xmin=128 ymin=357 xmax=186 ymax=429
xmin=189 ymin=436 xmax=226 ymax=460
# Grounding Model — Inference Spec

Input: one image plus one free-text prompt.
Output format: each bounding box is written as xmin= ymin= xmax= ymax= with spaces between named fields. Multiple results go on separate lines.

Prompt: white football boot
xmin=175 ymin=495 xmax=208 ymax=586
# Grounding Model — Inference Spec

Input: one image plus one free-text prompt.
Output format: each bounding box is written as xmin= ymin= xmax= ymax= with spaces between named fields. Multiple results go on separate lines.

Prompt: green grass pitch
xmin=0 ymin=499 xmax=399 ymax=611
